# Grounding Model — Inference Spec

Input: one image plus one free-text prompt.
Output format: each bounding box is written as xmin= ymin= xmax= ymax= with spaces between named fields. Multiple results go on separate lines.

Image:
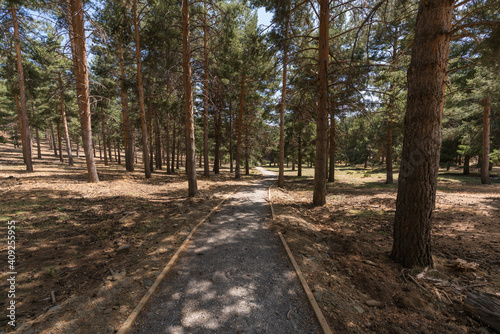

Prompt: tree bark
xmin=328 ymin=112 xmax=335 ymax=182
xmin=391 ymin=0 xmax=454 ymax=268
xmin=313 ymin=0 xmax=329 ymax=206
xmin=203 ymin=3 xmax=210 ymax=178
xmin=11 ymin=5 xmax=33 ymax=172
xmin=166 ymin=114 xmax=171 ymax=173
xmin=155 ymin=109 xmax=162 ymax=169
xmin=101 ymin=110 xmax=108 ymax=166
xmin=298 ymin=127 xmax=302 ymax=177
xmin=214 ymin=96 xmax=221 ymax=174
xmin=68 ymin=0 xmax=99 ymax=182
xmin=481 ymin=97 xmax=490 ymax=184
xmin=117 ymin=140 xmax=121 ymax=165
xmin=56 ymin=119 xmax=63 ymax=162
xmin=58 ymin=72 xmax=74 ymax=166
xmin=171 ymin=118 xmax=176 ymax=172
xmin=229 ymin=99 xmax=234 ymax=173
xmin=147 ymin=73 xmax=154 ymax=172
xmin=278 ymin=18 xmax=289 ymax=188
xmin=133 ymin=0 xmax=151 ymax=179
xmin=50 ymin=122 xmax=58 ymax=157
xmin=182 ymin=0 xmax=198 ymax=196
xmin=235 ymin=73 xmax=246 ymax=179
xmin=118 ymin=43 xmax=134 ymax=172
xmin=32 ymin=103 xmax=42 ymax=159
xmin=464 ymin=154 xmax=470 ymax=174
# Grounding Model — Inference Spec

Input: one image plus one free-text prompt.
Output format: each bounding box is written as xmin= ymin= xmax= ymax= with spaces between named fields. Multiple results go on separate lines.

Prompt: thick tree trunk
xmin=203 ymin=5 xmax=210 ymax=178
xmin=313 ymin=0 xmax=329 ymax=206
xmin=56 ymin=120 xmax=63 ymax=162
xmin=182 ymin=0 xmax=198 ymax=196
xmin=176 ymin=139 xmax=180 ymax=170
xmin=278 ymin=18 xmax=289 ymax=188
xmin=328 ymin=112 xmax=335 ymax=182
xmin=59 ymin=72 xmax=74 ymax=166
xmin=391 ymin=0 xmax=454 ymax=268
xmin=133 ymin=0 xmax=151 ymax=179
xmin=235 ymin=73 xmax=246 ymax=179
xmin=12 ymin=5 xmax=33 ymax=172
xmin=118 ymin=43 xmax=134 ymax=172
xmin=464 ymin=155 xmax=470 ymax=174
xmin=69 ymin=0 xmax=99 ymax=182
xmin=481 ymin=97 xmax=490 ymax=184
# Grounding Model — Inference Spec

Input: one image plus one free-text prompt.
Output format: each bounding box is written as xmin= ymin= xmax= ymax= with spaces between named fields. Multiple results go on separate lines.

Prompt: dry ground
xmin=268 ymin=165 xmax=500 ymax=334
xmin=0 ymin=140 xmax=259 ymax=334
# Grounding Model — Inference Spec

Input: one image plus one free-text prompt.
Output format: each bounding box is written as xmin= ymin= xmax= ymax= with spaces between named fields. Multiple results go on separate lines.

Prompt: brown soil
xmin=270 ymin=172 xmax=500 ymax=334
xmin=0 ymin=141 xmax=258 ymax=334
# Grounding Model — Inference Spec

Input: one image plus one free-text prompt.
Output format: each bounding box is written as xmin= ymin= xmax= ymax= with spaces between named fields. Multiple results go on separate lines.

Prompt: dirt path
xmin=131 ymin=168 xmax=321 ymax=334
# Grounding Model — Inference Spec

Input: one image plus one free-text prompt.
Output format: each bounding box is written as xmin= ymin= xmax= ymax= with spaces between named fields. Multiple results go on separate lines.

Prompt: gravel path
xmin=131 ymin=167 xmax=321 ymax=334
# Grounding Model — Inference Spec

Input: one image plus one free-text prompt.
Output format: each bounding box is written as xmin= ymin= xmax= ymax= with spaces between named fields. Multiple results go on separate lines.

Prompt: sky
xmin=257 ymin=7 xmax=273 ymax=28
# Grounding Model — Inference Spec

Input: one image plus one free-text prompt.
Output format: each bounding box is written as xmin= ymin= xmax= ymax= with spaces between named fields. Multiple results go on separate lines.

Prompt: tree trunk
xmin=11 ymin=5 xmax=33 ymax=172
xmin=481 ymin=97 xmax=490 ymax=184
xmin=155 ymin=109 xmax=162 ymax=170
xmin=202 ymin=4 xmax=210 ymax=178
xmin=328 ymin=112 xmax=335 ymax=182
xmin=313 ymin=0 xmax=329 ymax=206
xmin=214 ymin=96 xmax=221 ymax=174
xmin=68 ymin=0 xmax=99 ymax=182
xmin=171 ymin=118 xmax=176 ymax=172
xmin=229 ymin=99 xmax=234 ymax=173
xmin=386 ymin=115 xmax=394 ymax=184
xmin=57 ymin=120 xmax=63 ymax=162
xmin=148 ymin=73 xmax=154 ymax=172
xmin=59 ymin=72 xmax=74 ymax=166
xmin=32 ymin=103 xmax=42 ymax=159
xmin=119 ymin=43 xmax=134 ymax=172
xmin=235 ymin=73 xmax=246 ymax=179
xmin=176 ymin=139 xmax=180 ymax=170
xmin=278 ymin=18 xmax=289 ymax=188
xmin=464 ymin=155 xmax=470 ymax=174
xmin=50 ymin=122 xmax=58 ymax=156
xmin=117 ymin=140 xmax=121 ymax=165
xmin=182 ymin=0 xmax=198 ymax=196
xmin=166 ymin=114 xmax=171 ymax=173
xmin=133 ymin=0 xmax=151 ymax=179
xmin=391 ymin=0 xmax=454 ymax=268
xmin=101 ymin=111 xmax=108 ymax=166
xmin=98 ymin=137 xmax=102 ymax=160
xmin=108 ymin=138 xmax=112 ymax=162
xmin=298 ymin=127 xmax=302 ymax=177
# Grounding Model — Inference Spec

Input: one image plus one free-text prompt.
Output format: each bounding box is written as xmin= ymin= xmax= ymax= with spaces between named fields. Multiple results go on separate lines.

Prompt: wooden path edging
xmin=268 ymin=182 xmax=333 ymax=334
xmin=116 ymin=185 xmax=244 ymax=334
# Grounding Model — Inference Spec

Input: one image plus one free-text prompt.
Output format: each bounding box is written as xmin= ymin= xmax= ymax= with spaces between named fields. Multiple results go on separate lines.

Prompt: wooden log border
xmin=117 ymin=184 xmax=244 ymax=334
xmin=268 ymin=181 xmax=333 ymax=334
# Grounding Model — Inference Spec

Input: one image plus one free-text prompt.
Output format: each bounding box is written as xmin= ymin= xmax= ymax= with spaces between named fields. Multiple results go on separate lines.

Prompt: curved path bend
xmin=131 ymin=167 xmax=321 ymax=334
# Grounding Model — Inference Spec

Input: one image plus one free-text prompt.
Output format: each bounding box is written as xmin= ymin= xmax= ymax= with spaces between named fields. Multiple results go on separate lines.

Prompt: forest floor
xmin=0 ymin=141 xmax=259 ymax=334
xmin=266 ymin=165 xmax=500 ymax=334
xmin=1 ymin=138 xmax=499 ymax=334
